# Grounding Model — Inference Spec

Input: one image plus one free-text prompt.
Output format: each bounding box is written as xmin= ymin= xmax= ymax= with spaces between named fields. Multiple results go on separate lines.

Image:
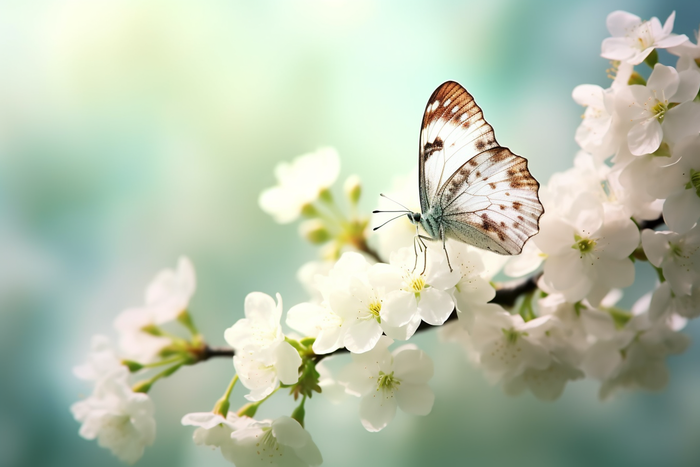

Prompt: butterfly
xmin=375 ymin=81 xmax=544 ymax=270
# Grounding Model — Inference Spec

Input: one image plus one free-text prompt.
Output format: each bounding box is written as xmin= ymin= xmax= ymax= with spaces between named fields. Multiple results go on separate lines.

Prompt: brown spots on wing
xmin=499 ymin=205 xmax=506 ymax=210
xmin=513 ymin=201 xmax=522 ymax=211
xmin=481 ymin=213 xmax=491 ymax=231
xmin=445 ymin=166 xmax=471 ymax=194
xmin=423 ymin=137 xmax=444 ymax=159
xmin=475 ymin=171 xmax=481 ymax=178
xmin=513 ymin=222 xmax=520 ymax=229
xmin=475 ymin=139 xmax=486 ymax=151
xmin=481 ymin=212 xmax=505 ymax=241
xmin=468 ymin=158 xmax=478 ymax=167
xmin=517 ymin=215 xmax=524 ymax=221
xmin=489 ymin=182 xmax=496 ymax=189
xmin=506 ymin=160 xmax=540 ymax=190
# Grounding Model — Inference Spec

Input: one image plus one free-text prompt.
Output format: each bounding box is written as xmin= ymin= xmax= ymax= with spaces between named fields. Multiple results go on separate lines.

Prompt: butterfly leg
xmin=440 ymin=225 xmax=453 ymax=272
xmin=416 ymin=235 xmax=432 ymax=275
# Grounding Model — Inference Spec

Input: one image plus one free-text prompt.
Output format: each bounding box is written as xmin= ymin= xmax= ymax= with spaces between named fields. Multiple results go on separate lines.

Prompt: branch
xmin=200 ymin=345 xmax=235 ymax=360
xmin=638 ymin=216 xmax=664 ymax=231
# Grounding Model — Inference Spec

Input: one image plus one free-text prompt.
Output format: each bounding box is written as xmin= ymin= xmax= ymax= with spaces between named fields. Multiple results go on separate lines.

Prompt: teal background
xmin=2 ymin=1 xmax=700 ymax=466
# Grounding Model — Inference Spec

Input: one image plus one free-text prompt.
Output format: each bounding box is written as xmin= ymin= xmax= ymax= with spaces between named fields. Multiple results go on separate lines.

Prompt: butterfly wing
xmin=419 ymin=81 xmax=499 ymax=213
xmin=418 ymin=81 xmax=543 ymax=254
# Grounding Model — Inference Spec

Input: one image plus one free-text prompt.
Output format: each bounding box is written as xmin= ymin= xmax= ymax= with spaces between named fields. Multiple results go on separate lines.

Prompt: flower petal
xmin=359 ymin=389 xmax=397 ymax=432
xmin=396 ymin=384 xmax=435 ymax=416
xmin=417 ymin=288 xmax=455 ymax=325
xmin=393 ymin=347 xmax=434 ymax=384
xmin=628 ymin=118 xmax=663 ymax=156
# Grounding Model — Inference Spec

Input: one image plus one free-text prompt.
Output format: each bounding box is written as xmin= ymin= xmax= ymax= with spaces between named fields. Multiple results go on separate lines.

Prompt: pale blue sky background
xmin=1 ymin=1 xmax=700 ymax=466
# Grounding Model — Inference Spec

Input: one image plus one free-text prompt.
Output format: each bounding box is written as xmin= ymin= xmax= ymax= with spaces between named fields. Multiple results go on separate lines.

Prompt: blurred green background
xmin=2 ymin=1 xmax=700 ymax=466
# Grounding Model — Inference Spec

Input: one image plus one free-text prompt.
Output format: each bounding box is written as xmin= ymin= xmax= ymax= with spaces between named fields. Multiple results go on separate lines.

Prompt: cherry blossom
xmin=379 ymin=247 xmax=460 ymax=334
xmin=259 ymin=147 xmax=341 ymax=224
xmin=468 ymin=310 xmax=554 ymax=384
xmin=641 ymin=227 xmax=700 ymax=296
xmin=616 ymin=63 xmax=700 ymax=156
xmin=73 ymin=335 xmax=127 ymax=382
xmin=225 ymin=292 xmax=302 ymax=401
xmin=71 ymin=372 xmax=156 ymax=464
xmin=181 ymin=412 xmax=252 ymax=463
xmin=649 ymin=135 xmax=700 ymax=233
xmin=339 ymin=337 xmax=434 ymax=432
xmin=229 ymin=416 xmax=323 ymax=467
xmin=601 ymin=11 xmax=688 ymax=65
xmin=535 ymin=196 xmax=639 ymax=305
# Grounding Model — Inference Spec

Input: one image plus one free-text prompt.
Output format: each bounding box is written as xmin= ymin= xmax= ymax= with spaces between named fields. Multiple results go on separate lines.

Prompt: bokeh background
xmin=2 ymin=0 xmax=700 ymax=466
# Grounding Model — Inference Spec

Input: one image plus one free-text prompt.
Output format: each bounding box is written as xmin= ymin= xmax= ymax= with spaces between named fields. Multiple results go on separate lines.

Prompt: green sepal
xmin=212 ymin=398 xmax=230 ymax=418
xmin=628 ymin=71 xmax=646 ymax=86
xmin=122 ymin=360 xmax=144 ymax=372
xmin=132 ymin=380 xmax=152 ymax=394
xmin=237 ymin=402 xmax=259 ymax=418
xmin=291 ymin=397 xmax=307 ymax=428
xmin=644 ymin=49 xmax=658 ymax=68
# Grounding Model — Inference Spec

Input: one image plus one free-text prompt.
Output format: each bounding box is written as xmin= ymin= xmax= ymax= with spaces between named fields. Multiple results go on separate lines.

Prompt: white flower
xmin=113 ymin=307 xmax=171 ymax=364
xmin=379 ymin=247 xmax=460 ymax=335
xmin=316 ymin=357 xmax=347 ymax=404
xmin=225 ymin=292 xmax=285 ymax=358
xmin=181 ymin=412 xmax=252 ymax=463
xmin=650 ymin=135 xmax=700 ymax=233
xmin=338 ymin=337 xmax=434 ymax=432
xmin=608 ymin=161 xmax=664 ymax=221
xmin=296 ymin=260 xmax=333 ymax=303
xmin=287 ymin=301 xmax=344 ymax=354
xmin=225 ymin=293 xmax=302 ymax=401
xmin=259 ymin=147 xmax=341 ymax=224
xmin=71 ymin=373 xmax=156 ymax=465
xmin=650 ymin=281 xmax=700 ymax=320
xmin=539 ymin=152 xmax=611 ymax=215
xmin=642 ymin=227 xmax=700 ymax=296
xmin=469 ymin=310 xmax=553 ymax=384
xmin=443 ymin=241 xmax=499 ymax=331
xmin=288 ymin=253 xmax=377 ymax=354
xmin=73 ymin=335 xmax=127 ymax=382
xmin=503 ymin=239 xmax=544 ymax=279
xmin=535 ymin=196 xmax=639 ymax=305
xmin=229 ymin=416 xmax=323 ymax=467
xmin=616 ymin=64 xmax=700 ymax=156
xmin=288 ymin=252 xmax=423 ymax=352
xmin=327 ymin=259 xmax=411 ymax=353
xmin=601 ymin=11 xmax=688 ymax=65
xmin=233 ymin=344 xmax=302 ymax=402
xmin=598 ymin=315 xmax=690 ymax=399
xmin=572 ymin=80 xmax=629 ymax=161
xmin=502 ymin=360 xmax=584 ymax=401
xmin=669 ymin=27 xmax=700 ymax=70
xmin=143 ymin=256 xmax=196 ymax=324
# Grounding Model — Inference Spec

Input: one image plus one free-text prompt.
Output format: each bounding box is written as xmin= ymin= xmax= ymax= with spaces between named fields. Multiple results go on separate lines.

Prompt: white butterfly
xmin=376 ymin=81 xmax=544 ymax=270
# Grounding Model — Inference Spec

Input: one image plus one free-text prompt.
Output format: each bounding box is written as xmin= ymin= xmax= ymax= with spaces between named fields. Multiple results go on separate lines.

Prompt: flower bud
xmin=344 ymin=175 xmax=362 ymax=204
xmin=299 ymin=220 xmax=332 ymax=244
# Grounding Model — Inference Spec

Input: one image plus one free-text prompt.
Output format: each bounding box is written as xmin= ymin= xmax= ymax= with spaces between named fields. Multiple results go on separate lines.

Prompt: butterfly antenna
xmin=372 ymin=213 xmax=408 ymax=231
xmin=378 ymin=193 xmax=412 ymax=212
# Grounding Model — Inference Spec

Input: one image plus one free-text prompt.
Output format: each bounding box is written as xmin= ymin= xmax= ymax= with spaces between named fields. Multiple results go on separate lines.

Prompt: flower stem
xmin=213 ymin=374 xmax=239 ymax=417
xmin=132 ymin=361 xmax=185 ymax=393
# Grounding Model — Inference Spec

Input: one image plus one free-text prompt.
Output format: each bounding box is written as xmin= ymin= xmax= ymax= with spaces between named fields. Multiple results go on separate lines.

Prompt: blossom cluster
xmin=70 ymin=9 xmax=700 ymax=467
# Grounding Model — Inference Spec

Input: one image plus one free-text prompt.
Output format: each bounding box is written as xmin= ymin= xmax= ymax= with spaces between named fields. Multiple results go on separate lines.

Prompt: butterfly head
xmin=408 ymin=212 xmax=421 ymax=225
